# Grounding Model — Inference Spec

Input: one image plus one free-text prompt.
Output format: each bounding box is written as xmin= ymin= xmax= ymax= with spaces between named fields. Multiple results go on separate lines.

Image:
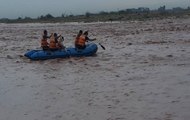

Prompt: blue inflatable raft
xmin=24 ymin=43 xmax=98 ymax=60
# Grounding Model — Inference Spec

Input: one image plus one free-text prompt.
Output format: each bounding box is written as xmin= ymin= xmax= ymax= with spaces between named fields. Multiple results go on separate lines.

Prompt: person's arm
xmin=58 ymin=35 xmax=61 ymax=38
xmin=86 ymin=36 xmax=96 ymax=41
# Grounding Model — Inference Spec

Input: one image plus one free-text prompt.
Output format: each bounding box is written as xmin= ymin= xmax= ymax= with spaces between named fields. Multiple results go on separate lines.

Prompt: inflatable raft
xmin=24 ymin=43 xmax=98 ymax=60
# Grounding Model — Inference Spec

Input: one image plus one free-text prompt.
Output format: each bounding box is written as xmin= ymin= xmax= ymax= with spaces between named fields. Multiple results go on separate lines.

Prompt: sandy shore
xmin=0 ymin=18 xmax=190 ymax=120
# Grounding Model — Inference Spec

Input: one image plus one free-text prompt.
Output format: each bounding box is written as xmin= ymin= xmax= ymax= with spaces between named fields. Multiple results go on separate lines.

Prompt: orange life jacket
xmin=41 ymin=38 xmax=49 ymax=47
xmin=76 ymin=35 xmax=86 ymax=46
xmin=75 ymin=36 xmax=80 ymax=45
xmin=49 ymin=36 xmax=57 ymax=49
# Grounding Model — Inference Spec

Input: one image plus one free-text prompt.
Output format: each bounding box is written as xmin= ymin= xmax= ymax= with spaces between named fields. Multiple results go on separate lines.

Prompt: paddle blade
xmin=99 ymin=43 xmax=106 ymax=50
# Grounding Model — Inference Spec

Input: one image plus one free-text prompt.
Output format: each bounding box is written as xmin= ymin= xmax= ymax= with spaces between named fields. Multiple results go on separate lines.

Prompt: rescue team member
xmin=41 ymin=30 xmax=50 ymax=50
xmin=75 ymin=30 xmax=83 ymax=48
xmin=49 ymin=33 xmax=62 ymax=50
xmin=75 ymin=31 xmax=96 ymax=49
xmin=57 ymin=36 xmax=65 ymax=49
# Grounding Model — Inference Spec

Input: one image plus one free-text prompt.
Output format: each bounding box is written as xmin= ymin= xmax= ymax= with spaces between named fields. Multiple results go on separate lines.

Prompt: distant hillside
xmin=1 ymin=6 xmax=190 ymax=23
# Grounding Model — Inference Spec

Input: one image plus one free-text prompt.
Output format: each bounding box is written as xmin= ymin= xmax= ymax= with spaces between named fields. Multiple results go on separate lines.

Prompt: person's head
xmin=79 ymin=30 xmax=83 ymax=34
xmin=44 ymin=30 xmax=47 ymax=35
xmin=54 ymin=33 xmax=57 ymax=37
xmin=59 ymin=36 xmax=64 ymax=42
xmin=83 ymin=31 xmax=88 ymax=36
xmin=77 ymin=30 xmax=83 ymax=36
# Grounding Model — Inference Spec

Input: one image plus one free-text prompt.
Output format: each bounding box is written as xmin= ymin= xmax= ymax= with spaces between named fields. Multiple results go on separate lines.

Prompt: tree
xmin=61 ymin=14 xmax=65 ymax=18
xmin=158 ymin=5 xmax=166 ymax=13
xmin=99 ymin=11 xmax=108 ymax=15
xmin=38 ymin=14 xmax=54 ymax=20
xmin=17 ymin=17 xmax=22 ymax=20
xmin=45 ymin=14 xmax=54 ymax=19
xmin=85 ymin=12 xmax=91 ymax=18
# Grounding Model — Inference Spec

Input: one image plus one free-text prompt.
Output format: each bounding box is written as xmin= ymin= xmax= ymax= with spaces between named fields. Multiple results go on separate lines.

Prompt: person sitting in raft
xmin=75 ymin=30 xmax=83 ymax=48
xmin=49 ymin=33 xmax=60 ymax=51
xmin=57 ymin=36 xmax=65 ymax=49
xmin=75 ymin=31 xmax=96 ymax=49
xmin=41 ymin=30 xmax=50 ymax=50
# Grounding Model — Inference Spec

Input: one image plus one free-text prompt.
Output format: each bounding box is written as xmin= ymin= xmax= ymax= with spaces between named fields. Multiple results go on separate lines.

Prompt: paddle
xmin=88 ymin=40 xmax=106 ymax=50
xmin=91 ymin=38 xmax=106 ymax=50
xmin=98 ymin=43 xmax=106 ymax=50
xmin=87 ymin=33 xmax=106 ymax=50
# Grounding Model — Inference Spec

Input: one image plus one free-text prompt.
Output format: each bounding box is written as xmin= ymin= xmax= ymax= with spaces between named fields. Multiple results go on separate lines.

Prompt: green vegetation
xmin=1 ymin=6 xmax=190 ymax=23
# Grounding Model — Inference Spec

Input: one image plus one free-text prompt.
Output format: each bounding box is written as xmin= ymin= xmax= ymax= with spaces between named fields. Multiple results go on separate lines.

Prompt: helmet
xmin=54 ymin=33 xmax=57 ymax=37
xmin=79 ymin=30 xmax=83 ymax=34
xmin=44 ymin=30 xmax=47 ymax=34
